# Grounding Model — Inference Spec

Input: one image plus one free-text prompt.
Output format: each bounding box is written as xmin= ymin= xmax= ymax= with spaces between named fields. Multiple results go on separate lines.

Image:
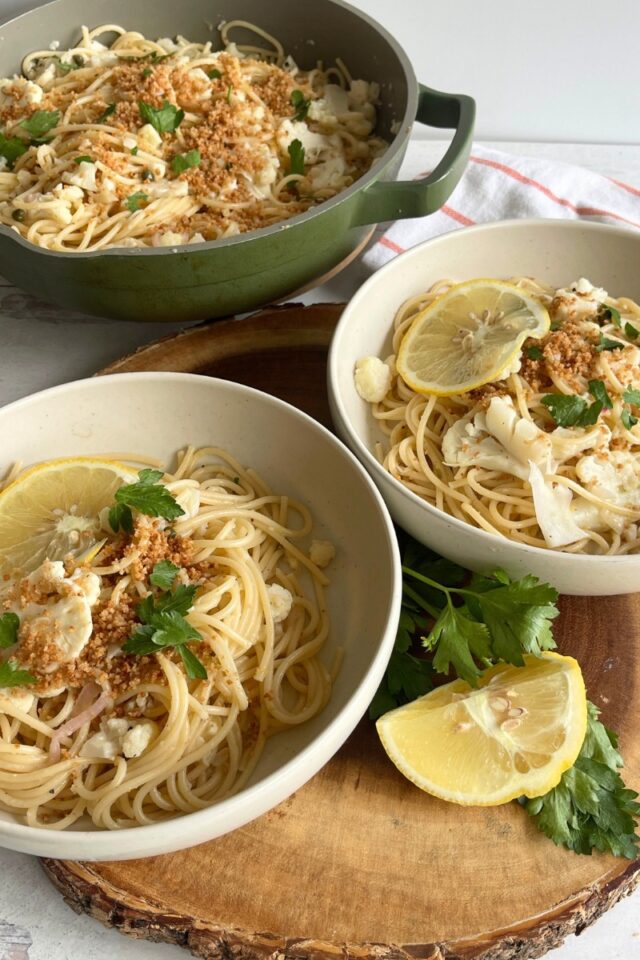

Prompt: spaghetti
xmin=363 ymin=277 xmax=640 ymax=555
xmin=0 ymin=22 xmax=387 ymax=250
xmin=0 ymin=446 xmax=335 ymax=829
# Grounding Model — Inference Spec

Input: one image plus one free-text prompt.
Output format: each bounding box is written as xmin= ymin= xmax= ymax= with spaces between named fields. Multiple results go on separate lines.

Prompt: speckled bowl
xmin=328 ymin=219 xmax=640 ymax=596
xmin=0 ymin=372 xmax=401 ymax=859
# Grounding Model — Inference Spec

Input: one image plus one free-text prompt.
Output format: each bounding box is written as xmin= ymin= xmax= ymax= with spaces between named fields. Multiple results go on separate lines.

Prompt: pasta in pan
xmin=0 ymin=22 xmax=387 ymax=250
xmin=0 ymin=446 xmax=336 ymax=829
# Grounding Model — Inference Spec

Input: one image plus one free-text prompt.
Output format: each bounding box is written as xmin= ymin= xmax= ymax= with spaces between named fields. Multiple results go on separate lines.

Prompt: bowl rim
xmin=0 ymin=0 xmax=417 ymax=260
xmin=0 ymin=371 xmax=402 ymax=856
xmin=328 ymin=217 xmax=640 ymax=568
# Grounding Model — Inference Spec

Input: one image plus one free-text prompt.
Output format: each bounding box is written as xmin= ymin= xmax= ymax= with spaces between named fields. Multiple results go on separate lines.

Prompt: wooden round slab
xmin=42 ymin=304 xmax=640 ymax=960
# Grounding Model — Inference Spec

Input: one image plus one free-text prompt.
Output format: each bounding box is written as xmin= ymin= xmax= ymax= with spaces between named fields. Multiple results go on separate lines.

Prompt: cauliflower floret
xmin=63 ymin=159 xmax=98 ymax=192
xmin=81 ymin=718 xmax=156 ymax=760
xmin=137 ymin=123 xmax=163 ymax=154
xmin=276 ymin=119 xmax=330 ymax=164
xmin=552 ymin=278 xmax=608 ymax=322
xmin=0 ymin=688 xmax=34 ymax=712
xmin=354 ymin=356 xmax=392 ymax=403
xmin=267 ymin=583 xmax=293 ymax=623
xmin=528 ymin=461 xmax=586 ymax=548
xmin=309 ymin=540 xmax=335 ymax=568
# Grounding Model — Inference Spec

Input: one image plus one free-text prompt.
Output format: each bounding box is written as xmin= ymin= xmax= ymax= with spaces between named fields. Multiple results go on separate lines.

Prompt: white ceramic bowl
xmin=328 ymin=219 xmax=640 ymax=596
xmin=0 ymin=373 xmax=401 ymax=860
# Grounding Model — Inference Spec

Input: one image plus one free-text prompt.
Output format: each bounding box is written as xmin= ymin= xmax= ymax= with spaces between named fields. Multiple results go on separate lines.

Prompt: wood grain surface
xmin=42 ymin=304 xmax=640 ymax=960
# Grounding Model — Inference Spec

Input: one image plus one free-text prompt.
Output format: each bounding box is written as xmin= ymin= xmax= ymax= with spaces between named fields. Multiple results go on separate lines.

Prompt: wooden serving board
xmin=42 ymin=304 xmax=640 ymax=960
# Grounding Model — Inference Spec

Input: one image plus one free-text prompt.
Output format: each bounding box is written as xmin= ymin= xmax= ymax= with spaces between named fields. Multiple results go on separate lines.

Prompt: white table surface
xmin=1 ymin=140 xmax=640 ymax=960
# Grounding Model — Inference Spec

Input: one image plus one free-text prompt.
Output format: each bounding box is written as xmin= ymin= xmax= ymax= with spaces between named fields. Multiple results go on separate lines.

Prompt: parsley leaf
xmin=291 ymin=89 xmax=310 ymax=121
xmin=20 ymin=109 xmax=60 ymax=139
xmin=171 ymin=149 xmax=200 ymax=175
xmin=130 ymin=145 xmax=138 ymax=156
xmin=208 ymin=68 xmax=222 ymax=80
xmin=74 ymin=155 xmax=94 ymax=164
xmin=621 ymin=409 xmax=638 ymax=430
xmin=0 ymin=659 xmax=36 ymax=688
xmin=541 ymin=393 xmax=588 ymax=427
xmin=597 ymin=302 xmax=621 ymax=326
xmin=0 ymin=612 xmax=19 ymax=649
xmin=142 ymin=67 xmax=153 ymax=79
xmin=150 ymin=560 xmax=180 ymax=590
xmin=0 ymin=132 xmax=27 ymax=168
xmin=526 ymin=345 xmax=544 ymax=361
xmin=97 ymin=103 xmax=116 ymax=123
xmin=542 ymin=381 xmax=609 ymax=428
xmin=287 ymin=138 xmax=305 ymax=176
xmin=108 ymin=468 xmax=184 ymax=532
xmin=596 ymin=333 xmax=625 ymax=352
xmin=124 ymin=191 xmax=149 ymax=213
xmin=424 ymin=603 xmax=491 ymax=684
xmin=523 ymin=702 xmax=639 ymax=859
xmin=625 ymin=321 xmax=639 ymax=340
xmin=123 ymin=583 xmax=206 ymax=679
xmin=623 ymin=387 xmax=640 ymax=406
xmin=138 ymin=99 xmax=184 ymax=133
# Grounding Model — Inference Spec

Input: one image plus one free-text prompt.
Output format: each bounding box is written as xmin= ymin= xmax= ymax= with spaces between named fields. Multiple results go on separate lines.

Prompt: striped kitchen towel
xmin=363 ymin=143 xmax=640 ymax=270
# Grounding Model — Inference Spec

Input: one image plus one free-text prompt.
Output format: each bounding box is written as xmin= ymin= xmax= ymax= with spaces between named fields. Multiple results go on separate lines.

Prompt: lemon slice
xmin=376 ymin=653 xmax=587 ymax=805
xmin=0 ymin=457 xmax=137 ymax=577
xmin=396 ymin=279 xmax=550 ymax=396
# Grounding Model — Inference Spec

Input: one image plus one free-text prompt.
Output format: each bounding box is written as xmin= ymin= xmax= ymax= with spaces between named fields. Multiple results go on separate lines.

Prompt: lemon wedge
xmin=376 ymin=653 xmax=587 ymax=806
xmin=0 ymin=457 xmax=137 ymax=578
xmin=396 ymin=279 xmax=550 ymax=396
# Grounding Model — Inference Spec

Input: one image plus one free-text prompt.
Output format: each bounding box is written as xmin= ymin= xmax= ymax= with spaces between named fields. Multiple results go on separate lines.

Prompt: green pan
xmin=0 ymin=0 xmax=475 ymax=322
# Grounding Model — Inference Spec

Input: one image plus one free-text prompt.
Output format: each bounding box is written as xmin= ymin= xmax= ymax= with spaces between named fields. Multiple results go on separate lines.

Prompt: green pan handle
xmin=351 ymin=84 xmax=475 ymax=226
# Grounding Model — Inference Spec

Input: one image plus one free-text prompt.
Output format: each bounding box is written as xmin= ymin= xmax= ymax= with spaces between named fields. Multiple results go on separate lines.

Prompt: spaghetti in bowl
xmin=0 ymin=373 xmax=400 ymax=859
xmin=328 ymin=219 xmax=640 ymax=596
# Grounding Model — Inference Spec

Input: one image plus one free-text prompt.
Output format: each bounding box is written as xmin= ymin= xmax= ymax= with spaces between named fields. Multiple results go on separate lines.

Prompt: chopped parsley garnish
xmin=596 ymin=333 xmax=625 ymax=352
xmin=171 ymin=149 xmax=201 ymax=175
xmin=371 ymin=534 xmax=639 ymax=859
xmin=623 ymin=386 xmax=640 ymax=406
xmin=124 ymin=191 xmax=149 ymax=213
xmin=522 ymin=702 xmax=639 ymax=859
xmin=138 ymin=99 xmax=184 ymax=133
xmin=526 ymin=345 xmax=544 ymax=361
xmin=0 ymin=659 xmax=36 ymax=688
xmin=597 ymin=302 xmax=621 ymax=326
xmin=142 ymin=67 xmax=153 ymax=78
xmin=74 ymin=155 xmax=94 ymax=164
xmin=0 ymin=132 xmax=27 ymax=168
xmin=108 ymin=468 xmax=184 ymax=533
xmin=207 ymin=68 xmax=222 ymax=80
xmin=150 ymin=560 xmax=180 ymax=590
xmin=0 ymin=612 xmax=19 ymax=649
xmin=97 ymin=103 xmax=116 ymax=123
xmin=20 ymin=109 xmax=60 ymax=139
xmin=621 ymin=409 xmax=638 ymax=430
xmin=621 ymin=387 xmax=640 ymax=429
xmin=542 ymin=379 xmax=610 ymax=428
xmin=287 ymin=138 xmax=305 ymax=177
xmin=130 ymin=146 xmax=139 ymax=156
xmin=123 ymin=583 xmax=207 ymax=680
xmin=625 ymin=321 xmax=640 ymax=340
xmin=291 ymin=89 xmax=310 ymax=121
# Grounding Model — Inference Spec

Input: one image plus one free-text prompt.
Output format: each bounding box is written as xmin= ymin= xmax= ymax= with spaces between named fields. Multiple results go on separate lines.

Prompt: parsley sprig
xmin=542 ymin=379 xmax=611 ymax=428
xmin=20 ymin=109 xmax=60 ymax=142
xmin=109 ymin=468 xmax=184 ymax=533
xmin=291 ymin=89 xmax=310 ymax=121
xmin=287 ymin=139 xmax=305 ymax=177
xmin=138 ymin=99 xmax=184 ymax=134
xmin=171 ymin=149 xmax=200 ymax=175
xmin=522 ymin=702 xmax=640 ymax=858
xmin=123 ymin=578 xmax=207 ymax=680
xmin=124 ymin=191 xmax=149 ymax=213
xmin=0 ymin=132 xmax=27 ymax=168
xmin=0 ymin=613 xmax=35 ymax=688
xmin=371 ymin=535 xmax=639 ymax=859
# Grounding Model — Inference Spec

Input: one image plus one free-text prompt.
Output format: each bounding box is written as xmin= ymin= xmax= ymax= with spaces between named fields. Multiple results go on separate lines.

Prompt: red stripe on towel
xmin=470 ymin=155 xmax=640 ymax=229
